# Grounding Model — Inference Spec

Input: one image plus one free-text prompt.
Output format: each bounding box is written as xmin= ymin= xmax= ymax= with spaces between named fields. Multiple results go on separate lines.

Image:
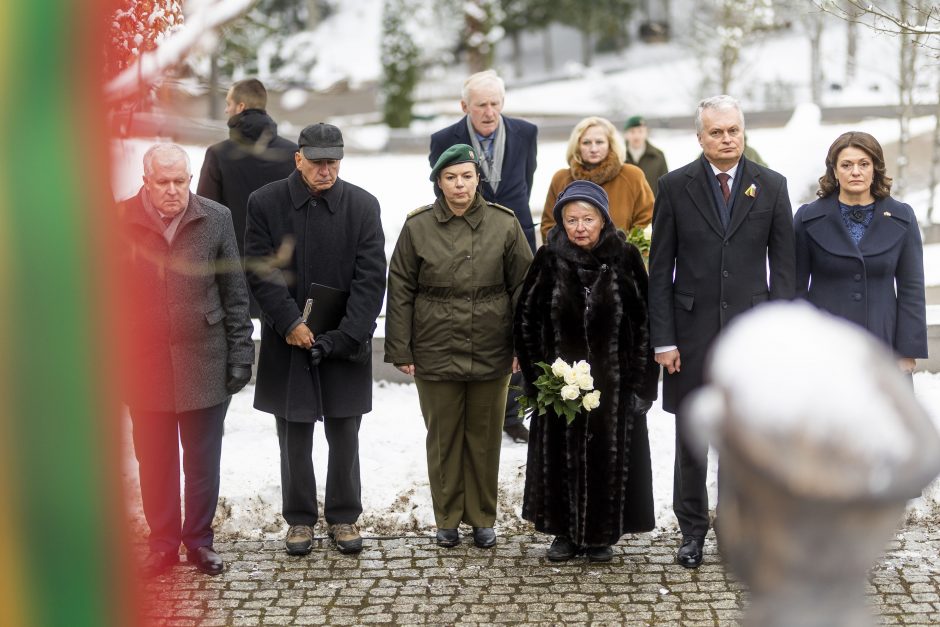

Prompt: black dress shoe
xmin=187 ymin=546 xmax=224 ymax=576
xmin=503 ymin=423 xmax=529 ymax=443
xmin=676 ymin=536 xmax=704 ymax=569
xmin=586 ymin=545 xmax=613 ymax=562
xmin=140 ymin=550 xmax=179 ymax=578
xmin=472 ymin=527 xmax=497 ymax=548
xmin=436 ymin=528 xmax=460 ymax=548
xmin=546 ymin=536 xmax=577 ymax=562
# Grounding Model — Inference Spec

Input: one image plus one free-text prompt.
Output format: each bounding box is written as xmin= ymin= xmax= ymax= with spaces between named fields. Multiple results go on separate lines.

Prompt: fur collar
xmin=569 ymin=150 xmax=622 ymax=186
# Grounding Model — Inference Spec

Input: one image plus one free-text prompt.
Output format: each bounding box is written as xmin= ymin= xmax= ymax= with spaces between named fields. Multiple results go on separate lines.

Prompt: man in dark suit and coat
xmin=648 ymin=95 xmax=796 ymax=569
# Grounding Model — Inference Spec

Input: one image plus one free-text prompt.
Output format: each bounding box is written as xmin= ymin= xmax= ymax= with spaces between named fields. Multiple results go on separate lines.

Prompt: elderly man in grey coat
xmin=120 ymin=143 xmax=254 ymax=579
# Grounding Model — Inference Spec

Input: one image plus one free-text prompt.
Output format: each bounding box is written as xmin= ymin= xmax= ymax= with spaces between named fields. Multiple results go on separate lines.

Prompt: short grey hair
xmin=694 ymin=95 xmax=745 ymax=135
xmin=461 ymin=70 xmax=505 ymax=104
xmin=143 ymin=143 xmax=192 ymax=177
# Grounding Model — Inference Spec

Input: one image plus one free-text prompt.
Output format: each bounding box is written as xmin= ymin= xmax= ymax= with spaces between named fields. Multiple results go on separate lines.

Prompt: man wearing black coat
xmin=245 ymin=123 xmax=386 ymax=556
xmin=429 ymin=69 xmax=538 ymax=443
xmin=648 ymin=96 xmax=795 ymax=569
xmin=198 ymin=78 xmax=297 ymax=316
xmin=121 ymin=144 xmax=254 ymax=578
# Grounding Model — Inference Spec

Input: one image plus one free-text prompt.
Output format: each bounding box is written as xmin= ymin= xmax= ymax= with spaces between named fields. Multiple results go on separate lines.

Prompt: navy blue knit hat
xmin=552 ymin=180 xmax=611 ymax=227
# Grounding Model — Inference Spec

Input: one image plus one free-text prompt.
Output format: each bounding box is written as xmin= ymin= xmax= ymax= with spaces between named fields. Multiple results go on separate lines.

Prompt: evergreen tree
xmin=500 ymin=0 xmax=552 ymax=77
xmin=381 ymin=0 xmax=420 ymax=128
xmin=464 ymin=0 xmax=505 ymax=73
xmin=558 ymin=0 xmax=635 ymax=66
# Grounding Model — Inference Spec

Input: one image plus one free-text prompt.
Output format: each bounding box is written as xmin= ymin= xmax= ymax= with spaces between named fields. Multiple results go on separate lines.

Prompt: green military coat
xmin=625 ymin=140 xmax=669 ymax=195
xmin=385 ymin=193 xmax=533 ymax=381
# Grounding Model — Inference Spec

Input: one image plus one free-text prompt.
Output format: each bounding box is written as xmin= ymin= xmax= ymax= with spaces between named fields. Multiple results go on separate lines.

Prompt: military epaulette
xmin=406 ymin=204 xmax=434 ymax=219
xmin=486 ymin=202 xmax=516 ymax=217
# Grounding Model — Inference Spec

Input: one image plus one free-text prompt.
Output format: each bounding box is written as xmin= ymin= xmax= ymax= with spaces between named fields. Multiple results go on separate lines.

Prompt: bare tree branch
xmin=815 ymin=0 xmax=940 ymax=45
xmin=105 ymin=0 xmax=257 ymax=104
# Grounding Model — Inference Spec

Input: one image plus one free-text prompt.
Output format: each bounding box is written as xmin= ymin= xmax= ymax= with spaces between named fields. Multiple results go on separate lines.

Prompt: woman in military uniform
xmin=384 ymin=144 xmax=533 ymax=549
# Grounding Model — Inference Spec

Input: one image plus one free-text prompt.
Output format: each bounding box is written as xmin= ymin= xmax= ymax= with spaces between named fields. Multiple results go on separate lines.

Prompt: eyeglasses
xmin=564 ymin=217 xmax=598 ymax=228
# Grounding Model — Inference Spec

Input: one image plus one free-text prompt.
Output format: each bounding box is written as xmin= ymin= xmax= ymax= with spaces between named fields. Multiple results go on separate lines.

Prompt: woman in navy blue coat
xmin=794 ymin=131 xmax=927 ymax=371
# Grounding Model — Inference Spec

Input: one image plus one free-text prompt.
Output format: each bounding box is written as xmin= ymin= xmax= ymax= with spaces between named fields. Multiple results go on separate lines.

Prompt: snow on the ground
xmin=122 ymin=372 xmax=940 ymax=539
xmin=927 ymin=244 xmax=940 ymax=288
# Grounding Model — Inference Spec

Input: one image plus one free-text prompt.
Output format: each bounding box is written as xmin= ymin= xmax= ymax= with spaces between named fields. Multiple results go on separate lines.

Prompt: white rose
xmin=551 ymin=358 xmax=571 ymax=378
xmin=582 ymin=390 xmax=601 ymax=411
xmin=576 ymin=372 xmax=594 ymax=391
xmin=564 ymin=369 xmax=579 ymax=385
xmin=560 ymin=384 xmax=581 ymax=401
xmin=643 ymin=224 xmax=653 ymax=239
xmin=572 ymin=360 xmax=591 ymax=376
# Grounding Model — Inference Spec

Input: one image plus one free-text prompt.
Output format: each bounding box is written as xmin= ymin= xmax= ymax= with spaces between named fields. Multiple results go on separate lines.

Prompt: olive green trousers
xmin=414 ymin=375 xmax=510 ymax=528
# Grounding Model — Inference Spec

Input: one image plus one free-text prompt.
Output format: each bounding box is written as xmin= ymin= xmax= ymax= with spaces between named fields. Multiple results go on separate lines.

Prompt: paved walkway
xmin=141 ymin=522 xmax=940 ymax=626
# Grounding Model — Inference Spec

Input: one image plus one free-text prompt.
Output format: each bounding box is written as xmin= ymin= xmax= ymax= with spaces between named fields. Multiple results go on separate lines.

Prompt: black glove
xmin=308 ymin=334 xmax=335 ymax=368
xmin=226 ymin=364 xmax=252 ymax=395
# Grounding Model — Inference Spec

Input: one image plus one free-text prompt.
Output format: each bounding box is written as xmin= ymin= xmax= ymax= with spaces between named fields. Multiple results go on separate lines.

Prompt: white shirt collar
xmin=708 ymin=161 xmax=739 ymax=181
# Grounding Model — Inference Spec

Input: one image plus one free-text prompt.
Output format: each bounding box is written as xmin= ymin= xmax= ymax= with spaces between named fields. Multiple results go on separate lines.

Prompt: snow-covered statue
xmin=689 ymin=302 xmax=940 ymax=627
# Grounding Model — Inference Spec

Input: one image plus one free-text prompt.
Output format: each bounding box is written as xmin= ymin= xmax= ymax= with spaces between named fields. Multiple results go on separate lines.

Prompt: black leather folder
xmin=305 ymin=282 xmax=348 ymax=334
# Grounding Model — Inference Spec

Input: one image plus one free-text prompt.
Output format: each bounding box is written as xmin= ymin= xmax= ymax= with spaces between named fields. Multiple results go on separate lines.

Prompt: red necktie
xmin=716 ymin=172 xmax=731 ymax=204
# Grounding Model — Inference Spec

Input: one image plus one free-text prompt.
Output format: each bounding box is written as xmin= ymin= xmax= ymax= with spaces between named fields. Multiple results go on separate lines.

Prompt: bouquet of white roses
xmin=516 ymin=358 xmax=601 ymax=425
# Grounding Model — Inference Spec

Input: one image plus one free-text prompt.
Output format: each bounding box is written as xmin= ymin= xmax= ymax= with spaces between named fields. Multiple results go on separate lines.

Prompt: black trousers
xmin=673 ymin=409 xmax=711 ymax=540
xmin=131 ymin=400 xmax=228 ymax=553
xmin=503 ymin=371 xmax=524 ymax=428
xmin=275 ymin=415 xmax=362 ymax=526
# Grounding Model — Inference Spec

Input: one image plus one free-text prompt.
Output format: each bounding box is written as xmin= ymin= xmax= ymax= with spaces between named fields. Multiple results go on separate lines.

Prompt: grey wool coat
xmin=245 ymin=171 xmax=387 ymax=421
xmin=120 ymin=190 xmax=255 ymax=413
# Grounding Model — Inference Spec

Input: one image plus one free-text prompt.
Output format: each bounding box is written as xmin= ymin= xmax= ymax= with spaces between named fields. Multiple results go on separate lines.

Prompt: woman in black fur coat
xmin=515 ymin=180 xmax=659 ymax=562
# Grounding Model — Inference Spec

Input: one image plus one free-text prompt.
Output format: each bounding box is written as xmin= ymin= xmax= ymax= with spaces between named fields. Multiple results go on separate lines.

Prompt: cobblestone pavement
xmin=142 ymin=523 xmax=940 ymax=626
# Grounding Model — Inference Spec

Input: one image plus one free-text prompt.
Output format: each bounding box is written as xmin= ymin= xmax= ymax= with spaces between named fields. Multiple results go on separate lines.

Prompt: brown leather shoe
xmin=328 ymin=523 xmax=363 ymax=554
xmin=187 ymin=546 xmax=224 ymax=575
xmin=285 ymin=524 xmax=314 ymax=555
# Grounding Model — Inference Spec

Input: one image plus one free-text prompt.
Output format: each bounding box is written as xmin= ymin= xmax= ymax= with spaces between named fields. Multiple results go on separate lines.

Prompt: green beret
xmin=624 ymin=115 xmax=645 ymax=130
xmin=429 ymin=143 xmax=480 ymax=182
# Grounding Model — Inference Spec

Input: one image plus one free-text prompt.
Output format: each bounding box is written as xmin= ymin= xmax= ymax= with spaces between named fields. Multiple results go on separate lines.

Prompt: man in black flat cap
xmin=245 ymin=123 xmax=386 ymax=557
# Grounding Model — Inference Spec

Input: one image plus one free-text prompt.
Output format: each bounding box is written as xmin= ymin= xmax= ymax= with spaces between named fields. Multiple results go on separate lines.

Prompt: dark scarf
xmin=569 ymin=150 xmax=622 ymax=187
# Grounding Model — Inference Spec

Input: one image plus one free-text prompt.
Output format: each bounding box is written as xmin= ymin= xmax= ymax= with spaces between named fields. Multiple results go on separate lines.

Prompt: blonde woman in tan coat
xmin=540 ymin=116 xmax=654 ymax=243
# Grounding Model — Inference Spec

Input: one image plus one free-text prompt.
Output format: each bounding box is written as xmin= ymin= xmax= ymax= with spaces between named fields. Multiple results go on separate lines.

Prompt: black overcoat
xmin=794 ymin=194 xmax=927 ymax=358
xmin=245 ymin=171 xmax=386 ymax=421
xmin=648 ymin=156 xmax=796 ymax=414
xmin=514 ymin=226 xmax=659 ymax=547
xmin=197 ymin=109 xmax=298 ymax=259
xmin=429 ymin=115 xmax=538 ymax=251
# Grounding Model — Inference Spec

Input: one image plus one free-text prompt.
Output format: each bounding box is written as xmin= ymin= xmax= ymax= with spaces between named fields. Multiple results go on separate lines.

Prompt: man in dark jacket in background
xmin=623 ymin=115 xmax=669 ymax=196
xmin=198 ymin=78 xmax=297 ymax=316
xmin=429 ymin=70 xmax=538 ymax=443
xmin=121 ymin=144 xmax=254 ymax=579
xmin=245 ymin=123 xmax=386 ymax=558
